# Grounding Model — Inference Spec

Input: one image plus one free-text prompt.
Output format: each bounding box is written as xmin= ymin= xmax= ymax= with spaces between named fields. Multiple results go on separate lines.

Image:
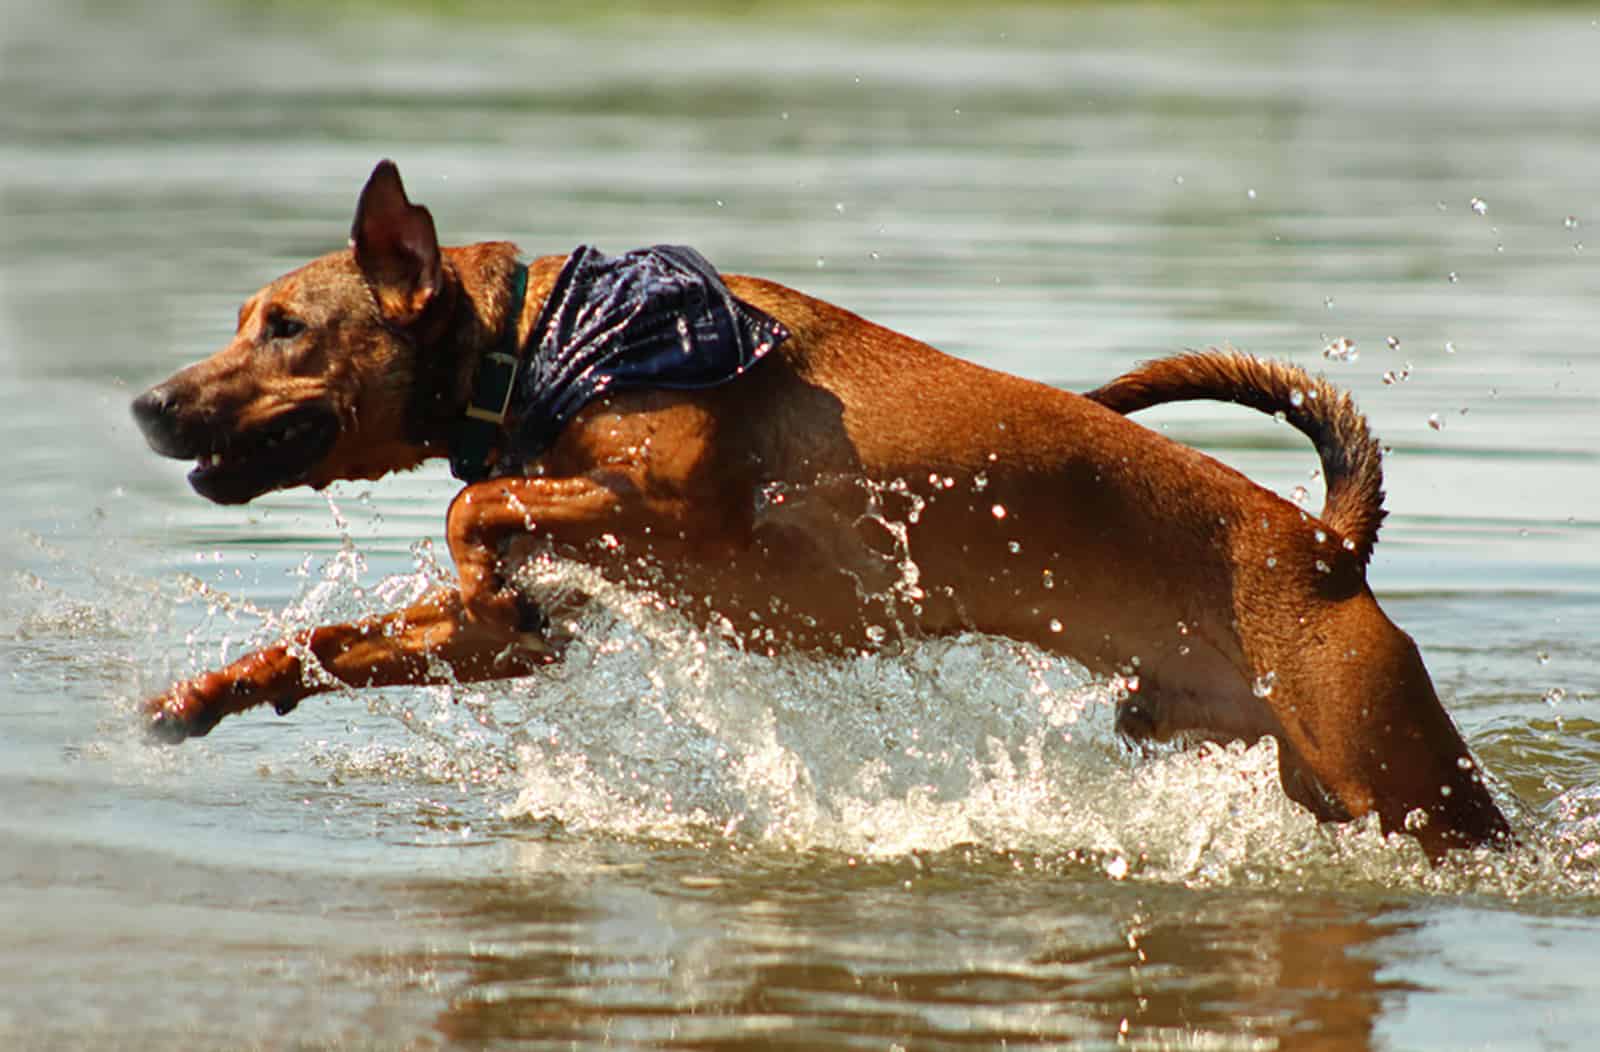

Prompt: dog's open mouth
xmin=182 ymin=406 xmax=339 ymax=505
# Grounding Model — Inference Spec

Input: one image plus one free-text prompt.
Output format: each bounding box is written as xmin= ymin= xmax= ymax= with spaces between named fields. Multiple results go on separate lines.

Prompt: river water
xmin=2 ymin=1 xmax=1597 ymax=1048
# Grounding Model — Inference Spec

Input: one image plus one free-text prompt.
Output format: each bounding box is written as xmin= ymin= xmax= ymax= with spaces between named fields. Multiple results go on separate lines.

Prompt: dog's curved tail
xmin=1084 ymin=349 xmax=1386 ymax=568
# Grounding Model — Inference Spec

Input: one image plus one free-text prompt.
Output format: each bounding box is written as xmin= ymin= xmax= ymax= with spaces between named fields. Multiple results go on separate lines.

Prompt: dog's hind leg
xmin=144 ymin=587 xmax=555 ymax=742
xmin=1278 ymin=618 xmax=1510 ymax=858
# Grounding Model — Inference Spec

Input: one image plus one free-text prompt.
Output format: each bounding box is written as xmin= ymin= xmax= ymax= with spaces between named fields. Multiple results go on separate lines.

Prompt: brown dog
xmin=131 ymin=160 xmax=1509 ymax=860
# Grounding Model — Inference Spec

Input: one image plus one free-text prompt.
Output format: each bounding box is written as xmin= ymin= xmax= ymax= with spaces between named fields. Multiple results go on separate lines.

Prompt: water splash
xmin=266 ymin=550 xmax=1596 ymax=896
xmin=77 ymin=493 xmax=1600 ymax=900
xmin=496 ymin=564 xmax=1116 ymax=856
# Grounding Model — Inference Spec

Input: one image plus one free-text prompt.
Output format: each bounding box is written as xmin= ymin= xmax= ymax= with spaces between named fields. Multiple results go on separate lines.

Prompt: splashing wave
xmin=250 ymin=547 xmax=1592 ymax=899
xmin=95 ymin=511 xmax=1591 ymax=900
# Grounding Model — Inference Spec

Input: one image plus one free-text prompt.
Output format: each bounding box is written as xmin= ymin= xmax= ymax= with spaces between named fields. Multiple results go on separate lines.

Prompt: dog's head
xmin=131 ymin=161 xmax=469 ymax=504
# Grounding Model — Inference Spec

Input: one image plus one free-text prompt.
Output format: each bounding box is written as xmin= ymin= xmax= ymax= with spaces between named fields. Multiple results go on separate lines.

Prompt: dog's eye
xmin=264 ymin=313 xmax=307 ymax=342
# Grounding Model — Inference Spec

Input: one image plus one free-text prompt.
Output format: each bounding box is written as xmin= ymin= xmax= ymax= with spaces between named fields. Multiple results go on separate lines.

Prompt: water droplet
xmin=1105 ymin=856 xmax=1129 ymax=880
xmin=1007 ymin=540 xmax=1022 ymax=554
xmin=990 ymin=504 xmax=1007 ymax=520
xmin=1290 ymin=485 xmax=1309 ymax=505
xmin=1324 ymin=296 xmax=1335 ymax=310
xmin=1041 ymin=569 xmax=1055 ymax=589
xmin=780 ymin=111 xmax=790 ymax=120
xmin=1322 ymin=336 xmax=1358 ymax=362
xmin=1564 ymin=215 xmax=1580 ymax=231
xmin=1290 ymin=389 xmax=1305 ymax=407
xmin=1386 ymin=336 xmax=1401 ymax=351
xmin=1252 ymin=671 xmax=1277 ymax=698
xmin=834 ymin=202 xmax=845 ymax=214
xmin=1246 ymin=187 xmax=1257 ymax=200
xmin=1444 ymin=340 xmax=1456 ymax=354
xmin=1174 ymin=174 xmax=1185 ymax=185
xmin=1315 ymin=559 xmax=1330 ymax=574
xmin=1265 ymin=556 xmax=1278 ymax=569
xmin=1048 ymin=618 xmax=1063 ymax=634
xmin=1314 ymin=529 xmax=1327 ymax=543
xmin=1427 ymin=413 xmax=1443 ymax=430
xmin=715 ymin=199 xmax=724 ymax=208
xmin=1439 ymin=784 xmax=1453 ymax=797
xmin=1537 ymin=650 xmax=1550 ymax=665
xmin=869 ymin=250 xmax=880 ymax=261
xmin=1543 ymin=686 xmax=1567 ymax=705
xmin=1447 ymin=271 xmax=1459 ymax=284
xmin=815 ymin=256 xmax=826 ymax=268
xmin=1470 ymin=196 xmax=1488 ymax=215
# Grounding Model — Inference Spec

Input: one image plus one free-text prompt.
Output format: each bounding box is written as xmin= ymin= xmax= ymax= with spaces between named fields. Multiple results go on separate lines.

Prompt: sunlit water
xmin=3 ymin=1 xmax=1598 ymax=1048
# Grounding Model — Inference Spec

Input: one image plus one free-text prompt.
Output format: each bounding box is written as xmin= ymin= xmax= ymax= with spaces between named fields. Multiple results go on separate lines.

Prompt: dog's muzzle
xmin=131 ymin=382 xmax=339 ymax=505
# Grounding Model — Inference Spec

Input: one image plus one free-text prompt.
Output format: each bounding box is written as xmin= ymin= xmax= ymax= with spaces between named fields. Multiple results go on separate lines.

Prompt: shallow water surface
xmin=2 ymin=1 xmax=1598 ymax=1048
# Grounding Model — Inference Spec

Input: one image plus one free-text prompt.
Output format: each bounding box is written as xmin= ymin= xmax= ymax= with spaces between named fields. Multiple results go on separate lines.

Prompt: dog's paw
xmin=141 ymin=677 xmax=228 ymax=744
xmin=143 ymin=697 xmax=220 ymax=743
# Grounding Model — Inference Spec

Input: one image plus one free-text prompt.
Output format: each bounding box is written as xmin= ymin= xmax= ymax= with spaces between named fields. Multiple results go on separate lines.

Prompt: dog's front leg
xmin=445 ymin=475 xmax=649 ymax=635
xmin=144 ymin=587 xmax=554 ymax=742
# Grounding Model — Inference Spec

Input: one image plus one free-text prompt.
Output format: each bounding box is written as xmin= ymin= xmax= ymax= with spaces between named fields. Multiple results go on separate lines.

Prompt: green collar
xmin=449 ymin=262 xmax=529 ymax=482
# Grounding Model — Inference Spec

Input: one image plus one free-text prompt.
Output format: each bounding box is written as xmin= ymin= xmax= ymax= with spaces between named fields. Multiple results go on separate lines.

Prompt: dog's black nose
xmin=131 ymin=383 xmax=192 ymax=458
xmin=131 ymin=384 xmax=172 ymax=432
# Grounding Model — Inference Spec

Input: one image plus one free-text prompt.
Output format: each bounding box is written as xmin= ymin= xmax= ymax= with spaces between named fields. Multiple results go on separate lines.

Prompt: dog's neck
xmin=404 ymin=245 xmax=562 ymax=474
xmin=449 ymin=259 xmax=530 ymax=481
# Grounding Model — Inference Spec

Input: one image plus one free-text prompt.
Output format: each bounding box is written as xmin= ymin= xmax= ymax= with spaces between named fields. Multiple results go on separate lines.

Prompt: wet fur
xmin=131 ymin=161 xmax=1510 ymax=860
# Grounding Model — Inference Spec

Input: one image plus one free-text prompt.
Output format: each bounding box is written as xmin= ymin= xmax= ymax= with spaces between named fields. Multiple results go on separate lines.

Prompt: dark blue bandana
xmin=455 ymin=244 xmax=788 ymax=482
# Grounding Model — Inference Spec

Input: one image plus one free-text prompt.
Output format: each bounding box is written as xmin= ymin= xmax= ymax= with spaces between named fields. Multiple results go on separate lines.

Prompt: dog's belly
xmin=686 ymin=469 xmax=1273 ymax=738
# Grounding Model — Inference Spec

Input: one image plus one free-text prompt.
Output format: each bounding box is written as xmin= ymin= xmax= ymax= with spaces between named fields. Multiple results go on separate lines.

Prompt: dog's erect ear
xmin=351 ymin=160 xmax=442 ymax=326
